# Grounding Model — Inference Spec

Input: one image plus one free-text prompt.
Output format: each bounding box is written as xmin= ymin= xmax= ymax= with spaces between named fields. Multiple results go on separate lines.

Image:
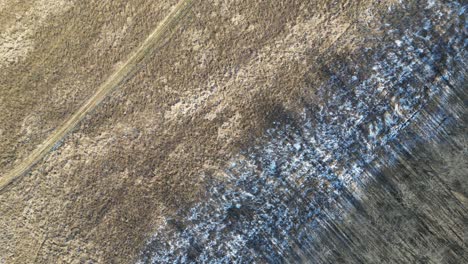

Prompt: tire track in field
xmin=0 ymin=0 xmax=194 ymax=192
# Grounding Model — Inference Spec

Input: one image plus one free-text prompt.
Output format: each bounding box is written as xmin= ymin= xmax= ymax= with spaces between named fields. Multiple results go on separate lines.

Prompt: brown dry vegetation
xmin=0 ymin=0 xmax=443 ymax=263
xmin=0 ymin=0 xmax=178 ymax=177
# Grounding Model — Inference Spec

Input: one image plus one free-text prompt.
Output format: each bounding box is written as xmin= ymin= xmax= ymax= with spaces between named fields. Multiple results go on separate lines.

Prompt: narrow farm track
xmin=0 ymin=0 xmax=194 ymax=192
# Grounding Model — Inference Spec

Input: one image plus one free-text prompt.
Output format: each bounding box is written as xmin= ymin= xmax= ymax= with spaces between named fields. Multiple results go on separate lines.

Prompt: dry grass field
xmin=0 ymin=0 xmax=466 ymax=263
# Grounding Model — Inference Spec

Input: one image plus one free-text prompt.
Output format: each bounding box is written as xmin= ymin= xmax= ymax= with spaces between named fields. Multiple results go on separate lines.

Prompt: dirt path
xmin=0 ymin=0 xmax=194 ymax=192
